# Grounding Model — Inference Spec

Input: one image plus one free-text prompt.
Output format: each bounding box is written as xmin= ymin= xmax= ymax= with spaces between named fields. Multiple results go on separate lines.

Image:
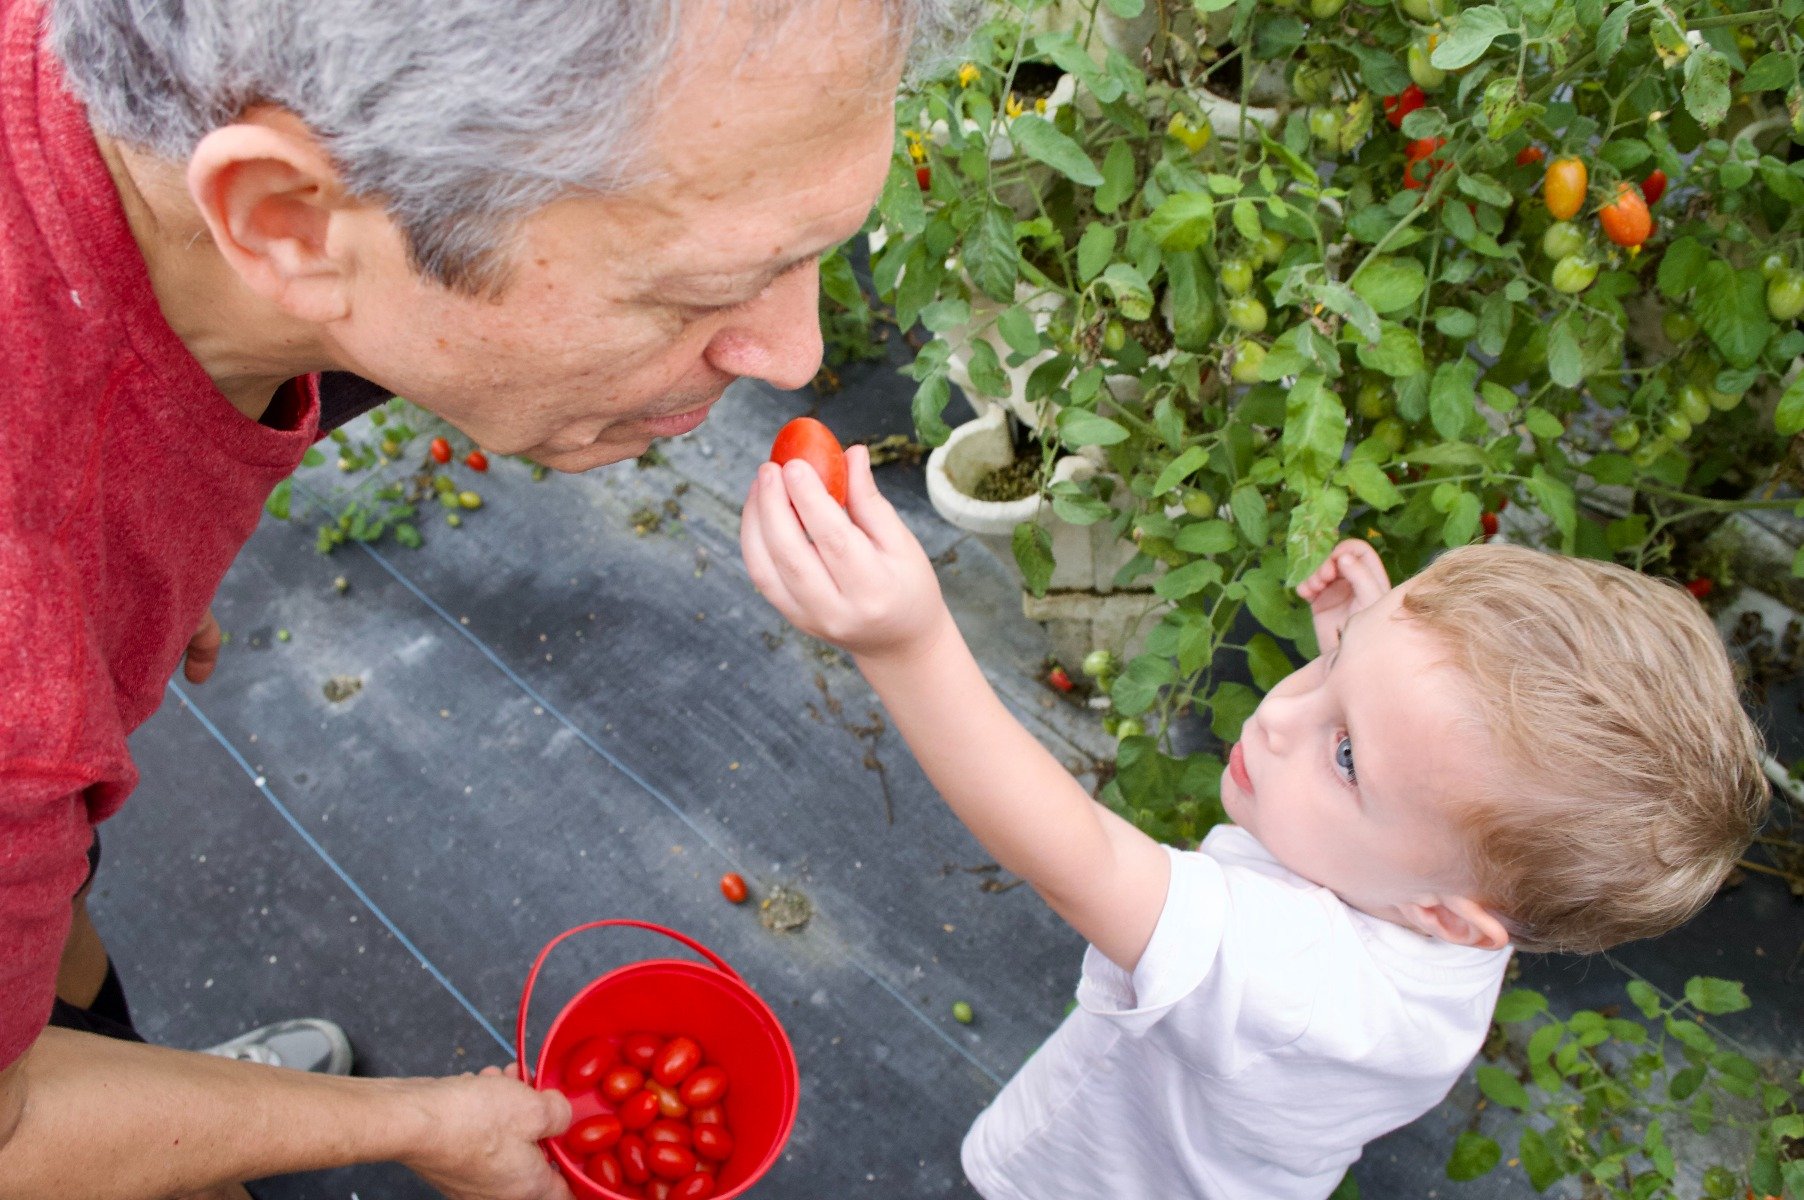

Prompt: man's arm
xmin=0 ymin=1027 xmax=573 ymax=1200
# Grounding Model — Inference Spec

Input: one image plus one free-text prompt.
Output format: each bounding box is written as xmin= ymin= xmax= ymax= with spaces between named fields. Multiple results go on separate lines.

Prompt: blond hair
xmin=1401 ymin=544 xmax=1769 ymax=954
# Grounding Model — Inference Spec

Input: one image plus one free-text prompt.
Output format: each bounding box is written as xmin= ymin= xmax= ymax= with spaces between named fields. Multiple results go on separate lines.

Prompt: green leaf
xmin=997 ymin=305 xmax=1042 ymax=359
xmin=1350 ymin=42 xmax=1412 ymax=94
xmin=1209 ymin=681 xmax=1260 ymax=741
xmin=1165 ymin=251 xmax=1218 ymax=351
xmin=1098 ymin=263 xmax=1155 ymax=321
xmin=1341 ymin=460 xmax=1403 ymax=510
xmin=1176 ymin=519 xmax=1235 ymax=554
xmin=1012 ymin=522 xmax=1054 ymax=597
xmin=1429 ymin=359 xmax=1479 ymax=440
xmin=393 ymin=522 xmax=422 ymax=549
xmin=1101 ymin=0 xmax=1144 ymax=15
xmin=1445 ymin=1132 xmax=1502 ymax=1182
xmin=1232 ymin=197 xmax=1263 ymax=243
xmin=1156 ymin=559 xmax=1226 ymax=600
xmin=1095 ymin=140 xmax=1136 ymax=215
xmin=1281 ymin=375 xmax=1349 ymax=481
xmin=1246 ymin=633 xmax=1294 ymax=691
xmin=1008 ymin=114 xmax=1104 ymax=187
xmin=1285 ymin=486 xmax=1349 ymax=586
xmin=1153 ymin=446 xmax=1212 ymax=495
xmin=1230 ymin=483 xmax=1269 ymax=544
xmin=1517 ymin=1129 xmax=1562 ymax=1191
xmin=1049 ymin=485 xmax=1111 ymax=526
xmin=1683 ymin=48 xmax=1733 ymax=127
xmin=1524 ymin=407 xmax=1564 ymax=439
xmin=1314 ymin=282 xmax=1383 ymax=346
xmin=1657 ymin=236 xmax=1709 ymax=298
xmin=1775 ymin=370 xmax=1804 ymax=436
xmin=964 ymin=203 xmax=1020 ymax=302
xmin=1494 ymin=988 xmax=1548 ymax=1022
xmin=965 ymin=338 xmax=1009 ymax=398
xmin=878 ymin=158 xmax=927 ymax=237
xmin=1476 ymin=1065 xmax=1532 ymax=1111
xmin=1356 ymin=322 xmax=1426 ymax=378
xmin=1527 ymin=466 xmax=1577 ymax=551
xmin=1743 ymin=51 xmax=1799 ymax=92
xmin=1684 ymin=977 xmax=1751 ymax=1015
xmin=264 ymin=478 xmax=293 ymax=521
xmin=1112 ymin=652 xmax=1177 ymax=716
xmin=1432 ymin=6 xmax=1510 ymax=69
xmin=1146 ymin=191 xmax=1216 ymax=251
xmin=300 ymin=447 xmax=326 ymax=469
xmin=1548 ymin=316 xmax=1585 ymax=388
xmin=1596 ymin=3 xmax=1631 ymax=63
xmin=1694 ymin=261 xmax=1775 ymax=369
xmin=1057 ymin=408 xmax=1131 ymax=448
xmin=1442 ymin=491 xmax=1482 ymax=547
xmin=1350 ymin=256 xmax=1428 ymax=314
xmin=1077 ymin=223 xmax=1117 ymax=283
xmin=911 ymin=372 xmax=952 ymax=447
xmin=1627 ymin=979 xmax=1664 ymax=1019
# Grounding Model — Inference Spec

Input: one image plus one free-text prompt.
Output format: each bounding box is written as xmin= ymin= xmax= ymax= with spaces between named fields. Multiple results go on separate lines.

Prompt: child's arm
xmin=741 ymin=447 xmax=1172 ymax=974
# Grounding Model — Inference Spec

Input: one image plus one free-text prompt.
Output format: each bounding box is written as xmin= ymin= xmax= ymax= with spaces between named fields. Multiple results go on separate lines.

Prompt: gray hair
xmin=49 ymin=0 xmax=961 ymax=294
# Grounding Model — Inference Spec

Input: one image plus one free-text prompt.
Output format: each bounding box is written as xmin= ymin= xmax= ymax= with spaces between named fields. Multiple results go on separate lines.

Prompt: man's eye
xmin=1334 ymin=734 xmax=1357 ymax=785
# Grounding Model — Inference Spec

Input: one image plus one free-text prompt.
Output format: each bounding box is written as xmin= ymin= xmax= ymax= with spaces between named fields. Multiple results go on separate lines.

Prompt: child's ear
xmin=1399 ymin=895 xmax=1512 ymax=950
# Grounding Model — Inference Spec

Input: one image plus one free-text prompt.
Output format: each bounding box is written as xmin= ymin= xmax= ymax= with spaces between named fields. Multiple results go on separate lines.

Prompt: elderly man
xmin=0 ymin=0 xmax=943 ymax=1195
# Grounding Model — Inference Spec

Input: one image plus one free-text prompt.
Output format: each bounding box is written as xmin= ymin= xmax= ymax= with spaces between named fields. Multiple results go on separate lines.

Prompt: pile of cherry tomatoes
xmin=560 ymin=1032 xmax=736 ymax=1199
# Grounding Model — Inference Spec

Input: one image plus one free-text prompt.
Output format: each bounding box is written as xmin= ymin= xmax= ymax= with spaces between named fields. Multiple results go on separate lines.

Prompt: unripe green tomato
xmin=1632 ymin=437 xmax=1670 ymax=468
xmin=1081 ymin=649 xmax=1116 ymax=678
xmin=1356 ymin=380 xmax=1390 ymax=420
xmin=1708 ymin=383 xmax=1742 ymax=412
xmin=1551 ymin=255 xmax=1599 ymax=294
xmin=1226 ymin=296 xmax=1269 ymax=332
xmin=1676 ymin=383 xmax=1711 ymax=426
xmin=1103 ymin=320 xmax=1127 ymax=353
xmin=1372 ymin=417 xmax=1408 ymax=453
xmin=1660 ymin=410 xmax=1693 ymax=442
xmin=1219 ymin=257 xmax=1256 ymax=296
xmin=380 ymin=437 xmax=401 ymax=458
xmin=1310 ymin=0 xmax=1346 ymax=16
xmin=1308 ymin=107 xmax=1343 ymax=145
xmin=1761 ymin=252 xmax=1789 ymax=279
xmin=1542 ymin=221 xmax=1588 ymax=260
xmin=1661 ymin=310 xmax=1698 ymax=343
xmin=1766 ymin=269 xmax=1804 ymax=320
xmin=1407 ymin=43 xmax=1447 ymax=91
xmin=1115 ymin=718 xmax=1146 ymax=740
xmin=1183 ymin=489 xmax=1218 ymax=519
xmin=1256 ymin=229 xmax=1289 ymax=266
xmin=1231 ymin=340 xmax=1268 ymax=383
xmin=1609 ymin=422 xmax=1640 ymax=450
xmin=1399 ymin=0 xmax=1435 ymax=19
xmin=1291 ymin=61 xmax=1333 ymax=103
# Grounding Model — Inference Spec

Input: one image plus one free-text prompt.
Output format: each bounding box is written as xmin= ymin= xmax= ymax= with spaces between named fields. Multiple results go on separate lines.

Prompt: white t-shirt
xmin=963 ymin=825 xmax=1512 ymax=1200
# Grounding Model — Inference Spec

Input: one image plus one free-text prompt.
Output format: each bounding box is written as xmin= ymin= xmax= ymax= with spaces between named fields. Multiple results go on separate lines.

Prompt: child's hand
xmin=1296 ymin=539 xmax=1391 ymax=653
xmin=741 ymin=444 xmax=948 ymax=662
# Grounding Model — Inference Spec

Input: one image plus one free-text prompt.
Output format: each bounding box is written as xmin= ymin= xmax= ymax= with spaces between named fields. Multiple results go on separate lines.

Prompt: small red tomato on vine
xmin=915 ymin=165 xmax=931 ymax=192
xmin=1685 ymin=578 xmax=1714 ymax=600
xmin=464 ymin=450 xmax=489 ymax=472
xmin=1515 ymin=145 xmax=1545 ymax=167
xmin=429 ymin=436 xmax=452 ymax=464
xmin=1402 ymin=137 xmax=1447 ymax=189
xmin=1543 ymin=157 xmax=1588 ymax=221
xmin=720 ymin=873 xmax=749 ymax=904
xmin=1048 ymin=666 xmax=1075 ymax=693
xmin=1480 ymin=511 xmax=1500 ymax=540
xmin=1598 ymin=182 xmax=1653 ymax=248
xmin=1383 ymin=83 xmax=1426 ymax=128
xmin=1640 ymin=168 xmax=1667 ymax=205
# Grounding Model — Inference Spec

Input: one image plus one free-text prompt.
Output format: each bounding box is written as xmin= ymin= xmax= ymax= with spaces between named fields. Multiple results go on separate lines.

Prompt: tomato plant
xmin=769 ymin=416 xmax=849 ymax=506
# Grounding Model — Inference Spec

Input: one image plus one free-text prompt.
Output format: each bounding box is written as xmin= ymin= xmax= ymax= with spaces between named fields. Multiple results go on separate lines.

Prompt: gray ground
xmin=93 ymin=354 xmax=1802 ymax=1198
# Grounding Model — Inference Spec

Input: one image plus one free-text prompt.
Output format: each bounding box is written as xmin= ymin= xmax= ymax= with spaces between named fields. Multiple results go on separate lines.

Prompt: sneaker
xmin=202 ymin=1018 xmax=354 ymax=1075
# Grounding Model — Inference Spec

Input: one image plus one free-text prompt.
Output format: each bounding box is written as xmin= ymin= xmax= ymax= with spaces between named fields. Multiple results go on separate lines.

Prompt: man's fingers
xmin=183 ymin=611 xmax=222 ymax=684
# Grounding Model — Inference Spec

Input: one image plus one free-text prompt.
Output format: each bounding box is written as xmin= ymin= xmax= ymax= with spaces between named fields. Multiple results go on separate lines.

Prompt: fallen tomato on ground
xmin=429 ymin=436 xmax=452 ymax=464
xmin=719 ymin=872 xmax=749 ymax=904
xmin=464 ymin=449 xmax=489 ymax=472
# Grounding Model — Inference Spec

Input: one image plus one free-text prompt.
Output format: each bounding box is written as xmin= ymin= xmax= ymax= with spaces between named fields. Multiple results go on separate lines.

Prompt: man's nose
xmin=703 ymin=265 xmax=824 ymax=391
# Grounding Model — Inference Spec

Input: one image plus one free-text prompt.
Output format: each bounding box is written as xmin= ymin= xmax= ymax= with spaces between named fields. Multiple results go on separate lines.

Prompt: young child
xmin=740 ymin=446 xmax=1769 ymax=1200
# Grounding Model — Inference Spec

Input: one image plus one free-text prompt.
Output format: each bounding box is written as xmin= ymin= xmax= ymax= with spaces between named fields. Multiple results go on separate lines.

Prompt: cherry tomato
xmin=677 ymin=1065 xmax=729 ymax=1109
xmin=1256 ymin=229 xmax=1288 ymax=265
xmin=690 ymin=1105 xmax=726 ymax=1127
xmin=1551 ymin=255 xmax=1598 ymax=294
xmin=768 ymin=417 xmax=849 ymax=507
xmin=620 ymin=1134 xmax=652 ymax=1184
xmin=648 ymin=1182 xmax=674 ymax=1200
xmin=1685 ymin=578 xmax=1714 ymax=600
xmin=1383 ymin=83 xmax=1426 ymax=128
xmin=1660 ymin=410 xmax=1693 ymax=442
xmin=623 ymin=1033 xmax=664 ymax=1072
xmin=1225 ymin=296 xmax=1268 ymax=333
xmin=1182 ymin=490 xmax=1216 ymax=519
xmin=1219 ymin=257 xmax=1255 ymax=296
xmin=587 ymin=1151 xmax=625 ymax=1190
xmin=562 ymin=1038 xmax=615 ymax=1092
xmin=1610 ymin=423 xmax=1641 ymax=451
xmin=1767 ymin=269 xmax=1804 ymax=320
xmin=1102 ymin=319 xmax=1127 ymax=354
xmin=568 ymin=1114 xmax=625 ymax=1155
xmin=652 ymin=1037 xmax=703 ymax=1087
xmin=1166 ymin=112 xmax=1212 ymax=153
xmin=1402 ymin=137 xmax=1447 ymax=189
xmin=1640 ymin=168 xmax=1667 ymax=205
xmin=1515 ymin=145 xmax=1546 ymax=167
xmin=1662 ymin=311 xmax=1697 ymax=343
xmin=602 ymin=1065 xmax=646 ymax=1102
xmin=1230 ymin=340 xmax=1267 ymax=383
xmin=647 ymin=1119 xmax=693 ymax=1147
xmin=1310 ymin=0 xmax=1346 ymax=17
xmin=1598 ymin=182 xmax=1652 ymax=248
xmin=649 ymin=1143 xmax=699 ymax=1180
xmin=719 ymin=872 xmax=749 ymax=904
xmin=1291 ymin=60 xmax=1333 ymax=103
xmin=692 ymin=1122 xmax=735 ymax=1162
xmin=1676 ymin=383 xmax=1712 ymax=427
xmin=1543 ymin=157 xmax=1587 ymax=221
xmin=1308 ymin=106 xmax=1343 ymax=144
xmin=428 ymin=436 xmax=452 ymax=464
xmin=1407 ymin=42 xmax=1446 ymax=90
xmin=915 ymin=165 xmax=931 ymax=191
xmin=620 ymin=1089 xmax=662 ymax=1130
xmin=1480 ymin=511 xmax=1500 ymax=540
xmin=1542 ymin=221 xmax=1587 ymax=260
xmin=672 ymin=1171 xmax=718 ymax=1200
xmin=648 ymin=1080 xmax=689 ymax=1119
xmin=1047 ymin=666 xmax=1074 ymax=693
xmin=1761 ymin=252 xmax=1789 ymax=279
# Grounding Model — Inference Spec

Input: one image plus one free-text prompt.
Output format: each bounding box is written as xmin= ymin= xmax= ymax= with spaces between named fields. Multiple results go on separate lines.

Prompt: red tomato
xmin=562 ymin=1038 xmax=615 ymax=1092
xmin=1599 ymin=181 xmax=1653 ymax=247
xmin=768 ymin=417 xmax=849 ymax=507
xmin=692 ymin=1123 xmax=734 ymax=1163
xmin=567 ymin=1114 xmax=624 ymax=1154
xmin=1047 ymin=666 xmax=1074 ymax=693
xmin=648 ymin=1080 xmax=689 ymax=1119
xmin=623 ymin=1033 xmax=664 ymax=1072
xmin=653 ymin=1037 xmax=703 ymax=1087
xmin=915 ymin=164 xmax=931 ymax=191
xmin=620 ymin=1134 xmax=652 ymax=1184
xmin=1685 ymin=578 xmax=1714 ymax=600
xmin=689 ymin=1105 xmax=725 ymax=1127
xmin=719 ymin=873 xmax=748 ymax=904
xmin=1515 ymin=145 xmax=1545 ymax=167
xmin=1402 ymin=138 xmax=1448 ymax=189
xmin=677 ymin=1065 xmax=729 ymax=1109
xmin=649 ymin=1143 xmax=698 ymax=1180
xmin=648 ymin=1183 xmax=673 ymax=1200
xmin=587 ymin=1151 xmax=625 ymax=1190
xmin=1480 ymin=511 xmax=1499 ymax=540
xmin=464 ymin=449 xmax=489 ymax=472
xmin=1383 ymin=83 xmax=1426 ymax=128
xmin=1641 ymin=168 xmax=1667 ymax=205
xmin=602 ymin=1065 xmax=646 ymax=1102
xmin=620 ymin=1089 xmax=661 ymax=1130
xmin=429 ymin=436 xmax=452 ymax=464
xmin=673 ymin=1171 xmax=718 ymax=1200
xmin=1543 ymin=157 xmax=1587 ymax=220
xmin=646 ymin=1119 xmax=693 ymax=1147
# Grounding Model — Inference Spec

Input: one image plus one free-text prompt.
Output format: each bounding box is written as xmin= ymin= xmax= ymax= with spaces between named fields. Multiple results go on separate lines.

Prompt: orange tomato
xmin=1599 ymin=181 xmax=1653 ymax=247
xmin=1543 ymin=157 xmax=1587 ymax=220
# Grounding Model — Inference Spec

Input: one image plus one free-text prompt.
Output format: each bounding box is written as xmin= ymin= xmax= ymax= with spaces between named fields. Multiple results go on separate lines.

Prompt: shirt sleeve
xmin=0 ymin=773 xmax=95 ymax=1069
xmin=1075 ymin=844 xmax=1229 ymax=1034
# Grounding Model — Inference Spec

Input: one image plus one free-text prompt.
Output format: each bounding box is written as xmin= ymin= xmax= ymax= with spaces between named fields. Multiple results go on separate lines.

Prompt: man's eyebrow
xmin=658 ymin=247 xmax=829 ymax=290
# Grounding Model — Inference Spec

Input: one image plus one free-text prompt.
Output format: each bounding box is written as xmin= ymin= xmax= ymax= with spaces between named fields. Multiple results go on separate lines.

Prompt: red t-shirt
xmin=0 ymin=0 xmax=319 ymax=1068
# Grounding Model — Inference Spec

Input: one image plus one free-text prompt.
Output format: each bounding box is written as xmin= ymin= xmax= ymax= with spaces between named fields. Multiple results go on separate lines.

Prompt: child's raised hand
xmin=741 ymin=443 xmax=948 ymax=661
xmin=1296 ymin=539 xmax=1391 ymax=653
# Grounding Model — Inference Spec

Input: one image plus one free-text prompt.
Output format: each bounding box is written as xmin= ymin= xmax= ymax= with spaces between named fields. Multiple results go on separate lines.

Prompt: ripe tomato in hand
xmin=673 ymin=1171 xmax=718 ymax=1200
xmin=769 ymin=417 xmax=848 ymax=507
xmin=678 ymin=1065 xmax=729 ymax=1108
xmin=620 ymin=1089 xmax=662 ymax=1130
xmin=429 ymin=436 xmax=452 ymax=464
xmin=602 ymin=1065 xmax=646 ymax=1102
xmin=719 ymin=872 xmax=749 ymax=904
xmin=653 ymin=1037 xmax=703 ymax=1087
xmin=1598 ymin=182 xmax=1652 ymax=247
xmin=619 ymin=1134 xmax=652 ymax=1184
xmin=562 ymin=1038 xmax=615 ymax=1091
xmin=1543 ymin=157 xmax=1587 ymax=220
xmin=623 ymin=1033 xmax=663 ymax=1072
xmin=692 ymin=1122 xmax=734 ymax=1162
xmin=649 ymin=1142 xmax=699 ymax=1180
xmin=568 ymin=1114 xmax=624 ymax=1154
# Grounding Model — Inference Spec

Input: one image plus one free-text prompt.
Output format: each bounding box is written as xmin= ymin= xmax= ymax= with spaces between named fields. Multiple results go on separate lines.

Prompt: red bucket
xmin=517 ymin=920 xmax=799 ymax=1199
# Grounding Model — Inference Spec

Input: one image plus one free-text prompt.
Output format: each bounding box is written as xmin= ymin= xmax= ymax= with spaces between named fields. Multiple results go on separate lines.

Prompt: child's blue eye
xmin=1334 ymin=734 xmax=1357 ymax=785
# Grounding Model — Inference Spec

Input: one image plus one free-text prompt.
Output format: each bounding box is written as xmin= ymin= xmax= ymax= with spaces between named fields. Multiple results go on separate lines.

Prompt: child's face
xmin=1222 ymin=580 xmax=1495 ymax=937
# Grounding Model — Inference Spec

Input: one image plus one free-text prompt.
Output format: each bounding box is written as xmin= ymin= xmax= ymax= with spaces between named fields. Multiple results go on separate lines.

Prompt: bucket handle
xmin=515 ymin=919 xmax=742 ymax=1088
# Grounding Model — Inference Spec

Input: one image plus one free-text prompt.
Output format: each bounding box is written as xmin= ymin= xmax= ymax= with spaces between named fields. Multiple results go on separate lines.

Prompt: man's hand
xmin=1296 ymin=539 xmax=1392 ymax=654
xmin=183 ymin=610 xmax=222 ymax=684
xmin=404 ymin=1065 xmax=574 ymax=1200
xmin=741 ymin=444 xmax=947 ymax=664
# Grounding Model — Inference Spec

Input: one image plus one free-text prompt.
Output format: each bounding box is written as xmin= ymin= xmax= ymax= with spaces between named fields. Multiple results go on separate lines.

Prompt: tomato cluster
xmin=561 ymin=1032 xmax=736 ymax=1199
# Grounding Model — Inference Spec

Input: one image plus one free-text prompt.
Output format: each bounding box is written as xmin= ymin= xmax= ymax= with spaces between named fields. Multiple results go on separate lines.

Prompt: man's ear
xmin=186 ymin=109 xmax=356 ymax=324
xmin=1399 ymin=894 xmax=1512 ymax=950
